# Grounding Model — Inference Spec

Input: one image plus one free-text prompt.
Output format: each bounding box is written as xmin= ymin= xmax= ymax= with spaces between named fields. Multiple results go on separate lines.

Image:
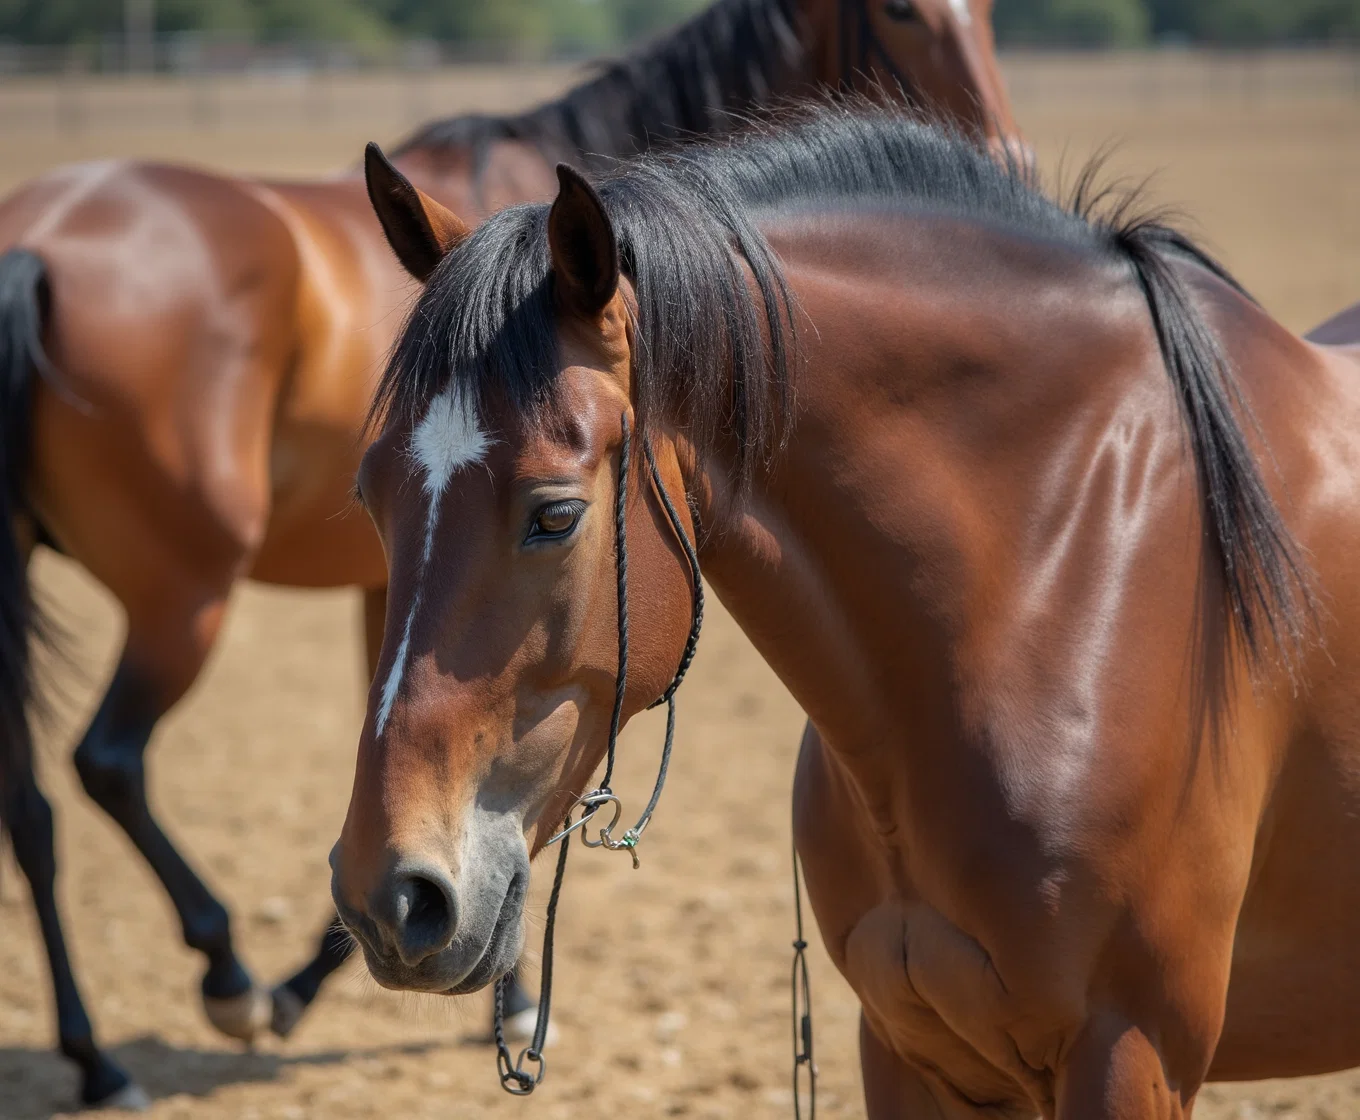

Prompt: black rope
xmin=792 ymin=838 xmax=817 ymax=1119
xmin=495 ymin=826 xmax=571 ymax=1095
xmin=493 ymin=411 xmax=704 ymax=1096
xmin=600 ymin=412 xmax=633 ymax=792
xmin=643 ymin=438 xmax=705 ymax=709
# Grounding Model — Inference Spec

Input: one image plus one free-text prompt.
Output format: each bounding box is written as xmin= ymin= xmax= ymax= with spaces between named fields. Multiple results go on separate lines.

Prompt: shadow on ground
xmin=0 ymin=1036 xmax=444 ymax=1119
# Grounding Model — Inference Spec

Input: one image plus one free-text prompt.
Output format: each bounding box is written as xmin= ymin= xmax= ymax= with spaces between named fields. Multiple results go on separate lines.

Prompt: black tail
xmin=1113 ymin=221 xmax=1313 ymax=672
xmin=0 ymin=247 xmax=52 ymax=823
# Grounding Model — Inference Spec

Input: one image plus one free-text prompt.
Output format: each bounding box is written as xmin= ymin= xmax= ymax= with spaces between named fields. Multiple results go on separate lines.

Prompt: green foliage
xmin=1144 ymin=0 xmax=1360 ymax=42
xmin=0 ymin=0 xmax=1356 ymax=48
xmin=994 ymin=0 xmax=1149 ymax=45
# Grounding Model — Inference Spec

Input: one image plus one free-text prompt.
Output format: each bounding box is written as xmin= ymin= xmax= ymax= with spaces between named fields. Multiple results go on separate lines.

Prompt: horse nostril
xmin=389 ymin=870 xmax=457 ymax=964
xmin=406 ymin=875 xmax=449 ymax=930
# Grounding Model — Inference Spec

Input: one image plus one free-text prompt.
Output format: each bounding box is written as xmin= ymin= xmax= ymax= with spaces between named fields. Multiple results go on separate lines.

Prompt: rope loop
xmin=792 ymin=841 xmax=817 ymax=1119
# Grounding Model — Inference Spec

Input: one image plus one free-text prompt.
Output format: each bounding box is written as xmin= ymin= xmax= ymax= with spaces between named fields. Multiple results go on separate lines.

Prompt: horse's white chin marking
xmin=376 ymin=387 xmax=490 ymax=738
xmin=948 ymin=0 xmax=973 ymax=25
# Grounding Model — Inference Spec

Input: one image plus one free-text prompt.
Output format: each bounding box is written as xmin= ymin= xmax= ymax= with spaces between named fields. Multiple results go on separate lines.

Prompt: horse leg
xmin=1055 ymin=1015 xmax=1192 ymax=1119
xmin=72 ymin=594 xmax=271 ymax=1045
xmin=269 ymin=915 xmax=354 ymax=1038
xmin=267 ymin=585 xmax=388 ymax=1037
xmin=860 ymin=1014 xmax=1032 ymax=1120
xmin=3 ymin=776 xmax=149 ymax=1108
xmin=3 ymin=527 xmax=144 ymax=1108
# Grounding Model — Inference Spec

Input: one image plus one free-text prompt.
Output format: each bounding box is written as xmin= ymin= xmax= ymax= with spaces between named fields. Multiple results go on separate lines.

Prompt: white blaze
xmin=375 ymin=386 xmax=490 ymax=736
xmin=948 ymin=0 xmax=973 ymax=25
xmin=412 ymin=386 xmax=491 ymax=503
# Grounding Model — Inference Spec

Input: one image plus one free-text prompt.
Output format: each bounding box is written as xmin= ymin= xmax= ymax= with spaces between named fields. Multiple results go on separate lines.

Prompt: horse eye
xmin=527 ymin=500 xmax=585 ymax=542
xmin=884 ymin=0 xmax=920 ymax=21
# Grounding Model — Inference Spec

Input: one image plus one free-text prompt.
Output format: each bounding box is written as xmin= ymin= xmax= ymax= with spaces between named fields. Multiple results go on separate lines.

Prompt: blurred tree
xmin=0 ymin=0 xmax=121 ymax=43
xmin=157 ymin=0 xmax=390 ymax=39
xmin=993 ymin=0 xmax=1149 ymax=45
xmin=1147 ymin=0 xmax=1289 ymax=41
xmin=1296 ymin=0 xmax=1360 ymax=38
xmin=611 ymin=0 xmax=709 ymax=40
xmin=1144 ymin=0 xmax=1360 ymax=41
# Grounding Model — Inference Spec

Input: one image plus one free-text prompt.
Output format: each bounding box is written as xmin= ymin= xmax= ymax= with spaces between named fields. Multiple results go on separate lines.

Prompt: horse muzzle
xmin=330 ymin=832 xmax=529 ymax=994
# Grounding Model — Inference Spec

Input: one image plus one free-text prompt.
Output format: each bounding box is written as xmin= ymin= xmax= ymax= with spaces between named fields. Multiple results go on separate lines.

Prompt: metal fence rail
xmin=0 ymin=49 xmax=1354 ymax=139
xmin=1003 ymin=49 xmax=1360 ymax=105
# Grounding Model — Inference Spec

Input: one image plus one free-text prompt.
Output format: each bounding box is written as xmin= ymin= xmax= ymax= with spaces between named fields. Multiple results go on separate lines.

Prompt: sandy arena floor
xmin=1 ymin=56 xmax=1359 ymax=1120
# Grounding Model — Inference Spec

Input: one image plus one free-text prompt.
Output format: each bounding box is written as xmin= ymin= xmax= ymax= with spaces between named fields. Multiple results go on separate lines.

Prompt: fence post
xmin=58 ymin=61 xmax=86 ymax=136
xmin=192 ymin=73 xmax=219 ymax=131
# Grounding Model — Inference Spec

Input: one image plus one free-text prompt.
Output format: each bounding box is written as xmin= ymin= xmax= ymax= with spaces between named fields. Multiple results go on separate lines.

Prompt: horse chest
xmin=798 ymin=725 xmax=1081 ymax=1104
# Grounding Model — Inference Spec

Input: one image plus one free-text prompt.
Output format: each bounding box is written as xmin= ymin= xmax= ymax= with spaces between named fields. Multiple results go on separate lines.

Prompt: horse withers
xmin=333 ymin=104 xmax=1360 ymax=1117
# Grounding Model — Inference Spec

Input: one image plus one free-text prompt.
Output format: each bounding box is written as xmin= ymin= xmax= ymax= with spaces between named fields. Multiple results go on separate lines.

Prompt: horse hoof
xmin=203 ymin=985 xmax=272 ymax=1044
xmin=270 ymin=984 xmax=307 ymax=1039
xmin=502 ymin=1007 xmax=558 ymax=1046
xmin=89 ymin=1082 xmax=151 ymax=1111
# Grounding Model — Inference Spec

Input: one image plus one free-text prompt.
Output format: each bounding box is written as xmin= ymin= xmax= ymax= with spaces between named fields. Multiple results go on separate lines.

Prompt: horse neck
xmin=390 ymin=143 xmax=557 ymax=222
xmin=691 ymin=213 xmax=1156 ymax=753
xmin=395 ymin=0 xmax=813 ymax=178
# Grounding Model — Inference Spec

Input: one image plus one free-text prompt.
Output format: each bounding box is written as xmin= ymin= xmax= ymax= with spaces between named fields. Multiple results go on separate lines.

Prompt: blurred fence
xmin=0 ymin=64 xmax=578 ymax=137
xmin=0 ymin=48 xmax=1354 ymax=138
xmin=1004 ymin=49 xmax=1360 ymax=106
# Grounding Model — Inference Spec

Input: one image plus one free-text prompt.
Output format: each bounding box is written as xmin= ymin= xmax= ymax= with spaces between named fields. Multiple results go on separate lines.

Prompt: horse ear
xmin=548 ymin=164 xmax=619 ymax=319
xmin=364 ymin=142 xmax=470 ymax=283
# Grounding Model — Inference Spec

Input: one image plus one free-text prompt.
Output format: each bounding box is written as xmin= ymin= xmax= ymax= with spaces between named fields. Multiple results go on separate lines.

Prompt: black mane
xmin=393 ymin=0 xmax=803 ymax=172
xmin=377 ymin=103 xmax=1312 ymax=672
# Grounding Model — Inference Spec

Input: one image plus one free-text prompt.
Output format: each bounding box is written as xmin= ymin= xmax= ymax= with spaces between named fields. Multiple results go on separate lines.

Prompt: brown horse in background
xmin=334 ymin=102 xmax=1360 ymax=1117
xmin=0 ymin=0 xmax=1018 ymax=1108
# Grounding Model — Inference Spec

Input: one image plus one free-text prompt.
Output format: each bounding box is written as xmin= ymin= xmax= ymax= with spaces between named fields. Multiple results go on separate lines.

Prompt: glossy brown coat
xmin=335 ymin=115 xmax=1360 ymax=1118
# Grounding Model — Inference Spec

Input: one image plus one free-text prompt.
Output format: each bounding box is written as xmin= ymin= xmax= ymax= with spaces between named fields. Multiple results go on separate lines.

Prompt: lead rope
xmin=495 ymin=412 xmax=704 ymax=1095
xmin=792 ymin=837 xmax=817 ymax=1119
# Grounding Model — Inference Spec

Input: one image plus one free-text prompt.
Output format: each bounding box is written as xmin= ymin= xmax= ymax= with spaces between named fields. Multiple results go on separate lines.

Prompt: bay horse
xmin=332 ymin=103 xmax=1360 ymax=1118
xmin=0 ymin=0 xmax=1018 ymax=1109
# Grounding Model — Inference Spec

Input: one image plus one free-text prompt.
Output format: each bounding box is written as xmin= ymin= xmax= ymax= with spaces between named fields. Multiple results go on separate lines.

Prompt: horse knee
xmin=74 ymin=733 xmax=148 ymax=824
xmin=3 ymin=780 xmax=56 ymax=886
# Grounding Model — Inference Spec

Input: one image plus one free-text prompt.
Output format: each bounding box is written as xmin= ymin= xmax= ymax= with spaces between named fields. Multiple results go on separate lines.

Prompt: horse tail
xmin=1112 ymin=220 xmax=1313 ymax=671
xmin=0 ymin=247 xmax=53 ymax=827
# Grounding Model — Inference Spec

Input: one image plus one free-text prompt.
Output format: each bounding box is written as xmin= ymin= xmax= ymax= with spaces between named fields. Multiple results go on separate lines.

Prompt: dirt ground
xmin=2 ymin=57 xmax=1360 ymax=1120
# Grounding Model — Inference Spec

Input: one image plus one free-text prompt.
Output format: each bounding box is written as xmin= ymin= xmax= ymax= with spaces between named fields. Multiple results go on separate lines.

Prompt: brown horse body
xmin=0 ymin=0 xmax=1017 ymax=1107
xmin=334 ymin=108 xmax=1360 ymax=1117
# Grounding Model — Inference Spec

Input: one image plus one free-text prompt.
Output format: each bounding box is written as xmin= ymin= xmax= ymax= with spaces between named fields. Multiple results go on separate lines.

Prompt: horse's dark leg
xmin=73 ymin=653 xmax=268 ymax=1043
xmin=268 ymin=585 xmax=384 ymax=1038
xmin=3 ymin=776 xmax=147 ymax=1108
xmin=499 ymin=972 xmax=536 ymax=1037
xmin=269 ymin=916 xmax=354 ymax=1037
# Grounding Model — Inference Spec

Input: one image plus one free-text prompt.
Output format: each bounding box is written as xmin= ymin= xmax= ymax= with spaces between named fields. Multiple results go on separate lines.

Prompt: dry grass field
xmin=0 ymin=52 xmax=1358 ymax=1120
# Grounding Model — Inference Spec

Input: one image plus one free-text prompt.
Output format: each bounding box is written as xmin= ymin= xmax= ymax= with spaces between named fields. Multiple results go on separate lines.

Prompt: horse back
xmin=0 ymin=161 xmax=303 ymax=570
